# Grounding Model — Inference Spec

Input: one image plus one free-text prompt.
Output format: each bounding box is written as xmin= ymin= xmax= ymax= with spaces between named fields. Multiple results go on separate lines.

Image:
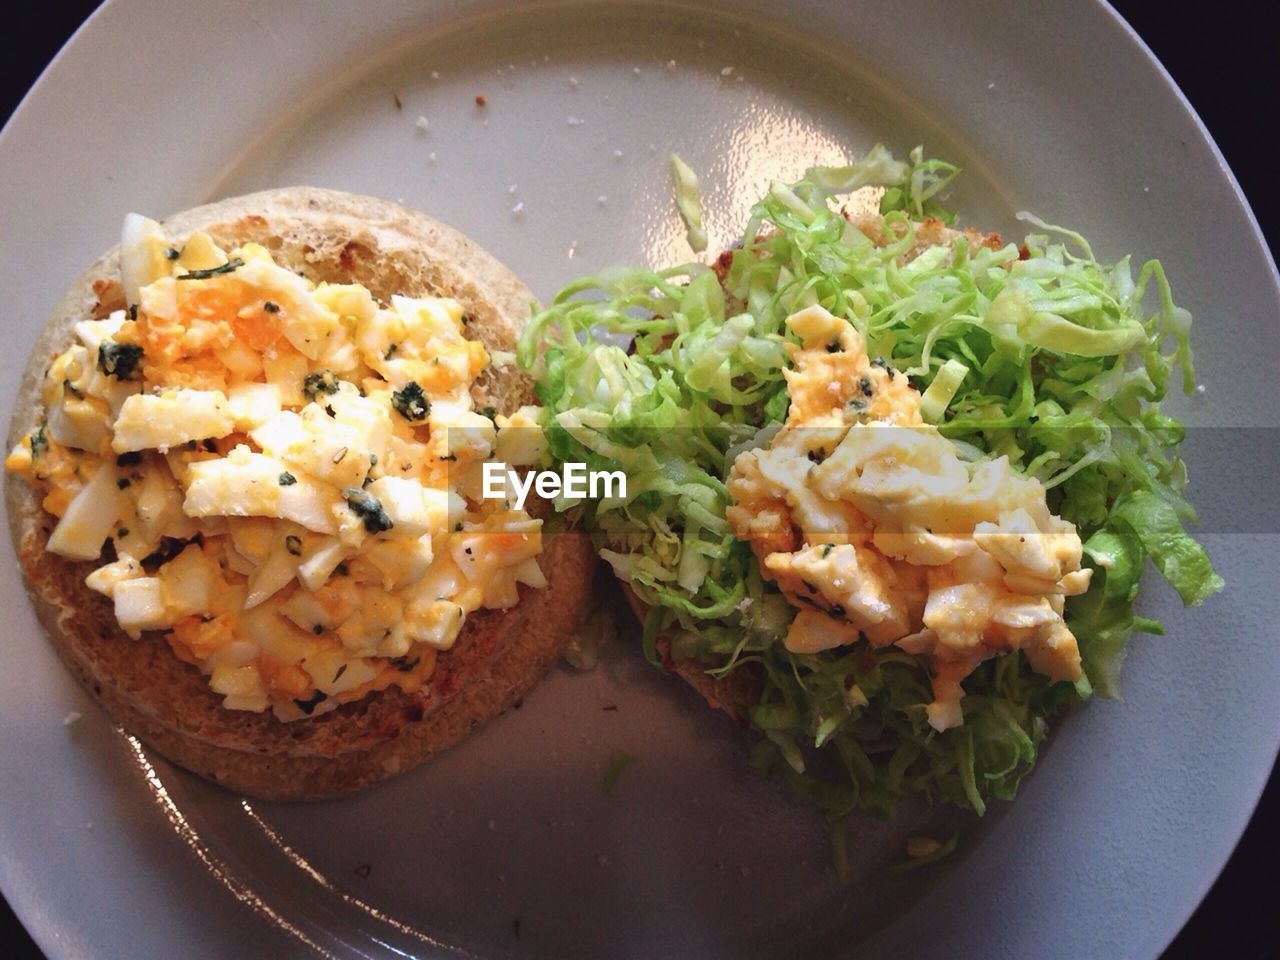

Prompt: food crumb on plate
xmin=353 ymin=864 xmax=372 ymax=878
xmin=511 ymin=202 xmax=525 ymax=220
xmin=567 ymin=115 xmax=584 ymax=126
xmin=62 ymin=711 xmax=82 ymax=727
xmin=474 ymin=94 xmax=487 ymax=107
xmin=906 ymin=836 xmax=942 ymax=858
xmin=415 ymin=115 xmax=430 ymax=133
xmin=568 ymin=75 xmax=579 ymax=89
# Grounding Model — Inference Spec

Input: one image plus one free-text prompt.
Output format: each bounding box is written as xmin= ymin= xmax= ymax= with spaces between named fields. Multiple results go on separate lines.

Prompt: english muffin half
xmin=5 ymin=187 xmax=596 ymax=801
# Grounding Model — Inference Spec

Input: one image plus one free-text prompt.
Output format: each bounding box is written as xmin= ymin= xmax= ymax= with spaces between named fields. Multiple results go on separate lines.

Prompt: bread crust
xmin=619 ymin=585 xmax=757 ymax=724
xmin=5 ymin=187 xmax=597 ymax=801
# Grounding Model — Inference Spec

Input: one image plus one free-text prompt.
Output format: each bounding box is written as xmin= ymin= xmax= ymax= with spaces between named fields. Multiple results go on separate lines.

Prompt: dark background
xmin=1 ymin=3 xmax=1275 ymax=958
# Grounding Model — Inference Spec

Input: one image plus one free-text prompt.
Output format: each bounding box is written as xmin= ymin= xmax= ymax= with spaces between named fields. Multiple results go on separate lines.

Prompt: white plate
xmin=1 ymin=1 xmax=1276 ymax=958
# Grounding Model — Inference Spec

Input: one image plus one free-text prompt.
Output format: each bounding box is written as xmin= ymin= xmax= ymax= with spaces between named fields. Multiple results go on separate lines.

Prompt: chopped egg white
xmin=112 ymin=390 xmax=233 ymax=453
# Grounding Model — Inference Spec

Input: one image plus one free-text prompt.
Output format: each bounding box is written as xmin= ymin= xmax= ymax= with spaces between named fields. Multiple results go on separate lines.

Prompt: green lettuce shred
xmin=671 ymin=154 xmax=708 ymax=253
xmin=519 ymin=144 xmax=1220 ymax=835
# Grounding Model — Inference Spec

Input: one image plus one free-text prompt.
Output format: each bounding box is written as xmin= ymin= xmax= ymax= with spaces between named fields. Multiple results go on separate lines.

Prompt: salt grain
xmin=721 ymin=66 xmax=734 ymax=76
xmin=567 ymin=116 xmax=585 ymax=126
xmin=415 ymin=115 xmax=430 ymax=133
xmin=511 ymin=202 xmax=525 ymax=219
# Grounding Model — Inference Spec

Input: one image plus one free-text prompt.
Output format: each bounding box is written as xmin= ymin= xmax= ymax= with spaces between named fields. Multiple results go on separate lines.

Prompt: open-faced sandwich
xmin=5 ymin=187 xmax=596 ymax=800
xmin=518 ymin=145 xmax=1221 ymax=862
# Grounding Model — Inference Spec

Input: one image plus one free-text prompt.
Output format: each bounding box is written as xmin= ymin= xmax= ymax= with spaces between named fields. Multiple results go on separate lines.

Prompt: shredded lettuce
xmin=602 ymin=749 xmax=638 ymax=793
xmin=671 ymin=154 xmax=708 ymax=253
xmin=1111 ymin=491 xmax=1223 ymax=606
xmin=919 ymin=357 xmax=969 ymax=422
xmin=808 ymin=141 xmax=911 ymax=193
xmin=520 ymin=144 xmax=1220 ymax=833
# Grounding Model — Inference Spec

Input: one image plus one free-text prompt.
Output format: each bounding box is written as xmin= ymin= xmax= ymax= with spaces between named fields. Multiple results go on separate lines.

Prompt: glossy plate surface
xmin=0 ymin=1 xmax=1276 ymax=957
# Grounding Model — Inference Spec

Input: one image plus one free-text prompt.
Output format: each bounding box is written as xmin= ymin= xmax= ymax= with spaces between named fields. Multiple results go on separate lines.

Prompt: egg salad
xmin=726 ymin=305 xmax=1091 ymax=731
xmin=7 ymin=215 xmax=548 ymax=720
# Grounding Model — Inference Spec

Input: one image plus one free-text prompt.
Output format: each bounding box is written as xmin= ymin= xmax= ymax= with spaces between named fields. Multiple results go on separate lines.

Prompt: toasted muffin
xmin=5 ymin=187 xmax=596 ymax=801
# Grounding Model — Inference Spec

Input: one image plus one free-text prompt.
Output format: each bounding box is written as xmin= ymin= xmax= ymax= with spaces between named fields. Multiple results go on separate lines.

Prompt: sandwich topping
xmin=519 ymin=143 xmax=1219 ymax=828
xmin=726 ymin=305 xmax=1090 ymax=731
xmin=7 ymin=215 xmax=548 ymax=720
